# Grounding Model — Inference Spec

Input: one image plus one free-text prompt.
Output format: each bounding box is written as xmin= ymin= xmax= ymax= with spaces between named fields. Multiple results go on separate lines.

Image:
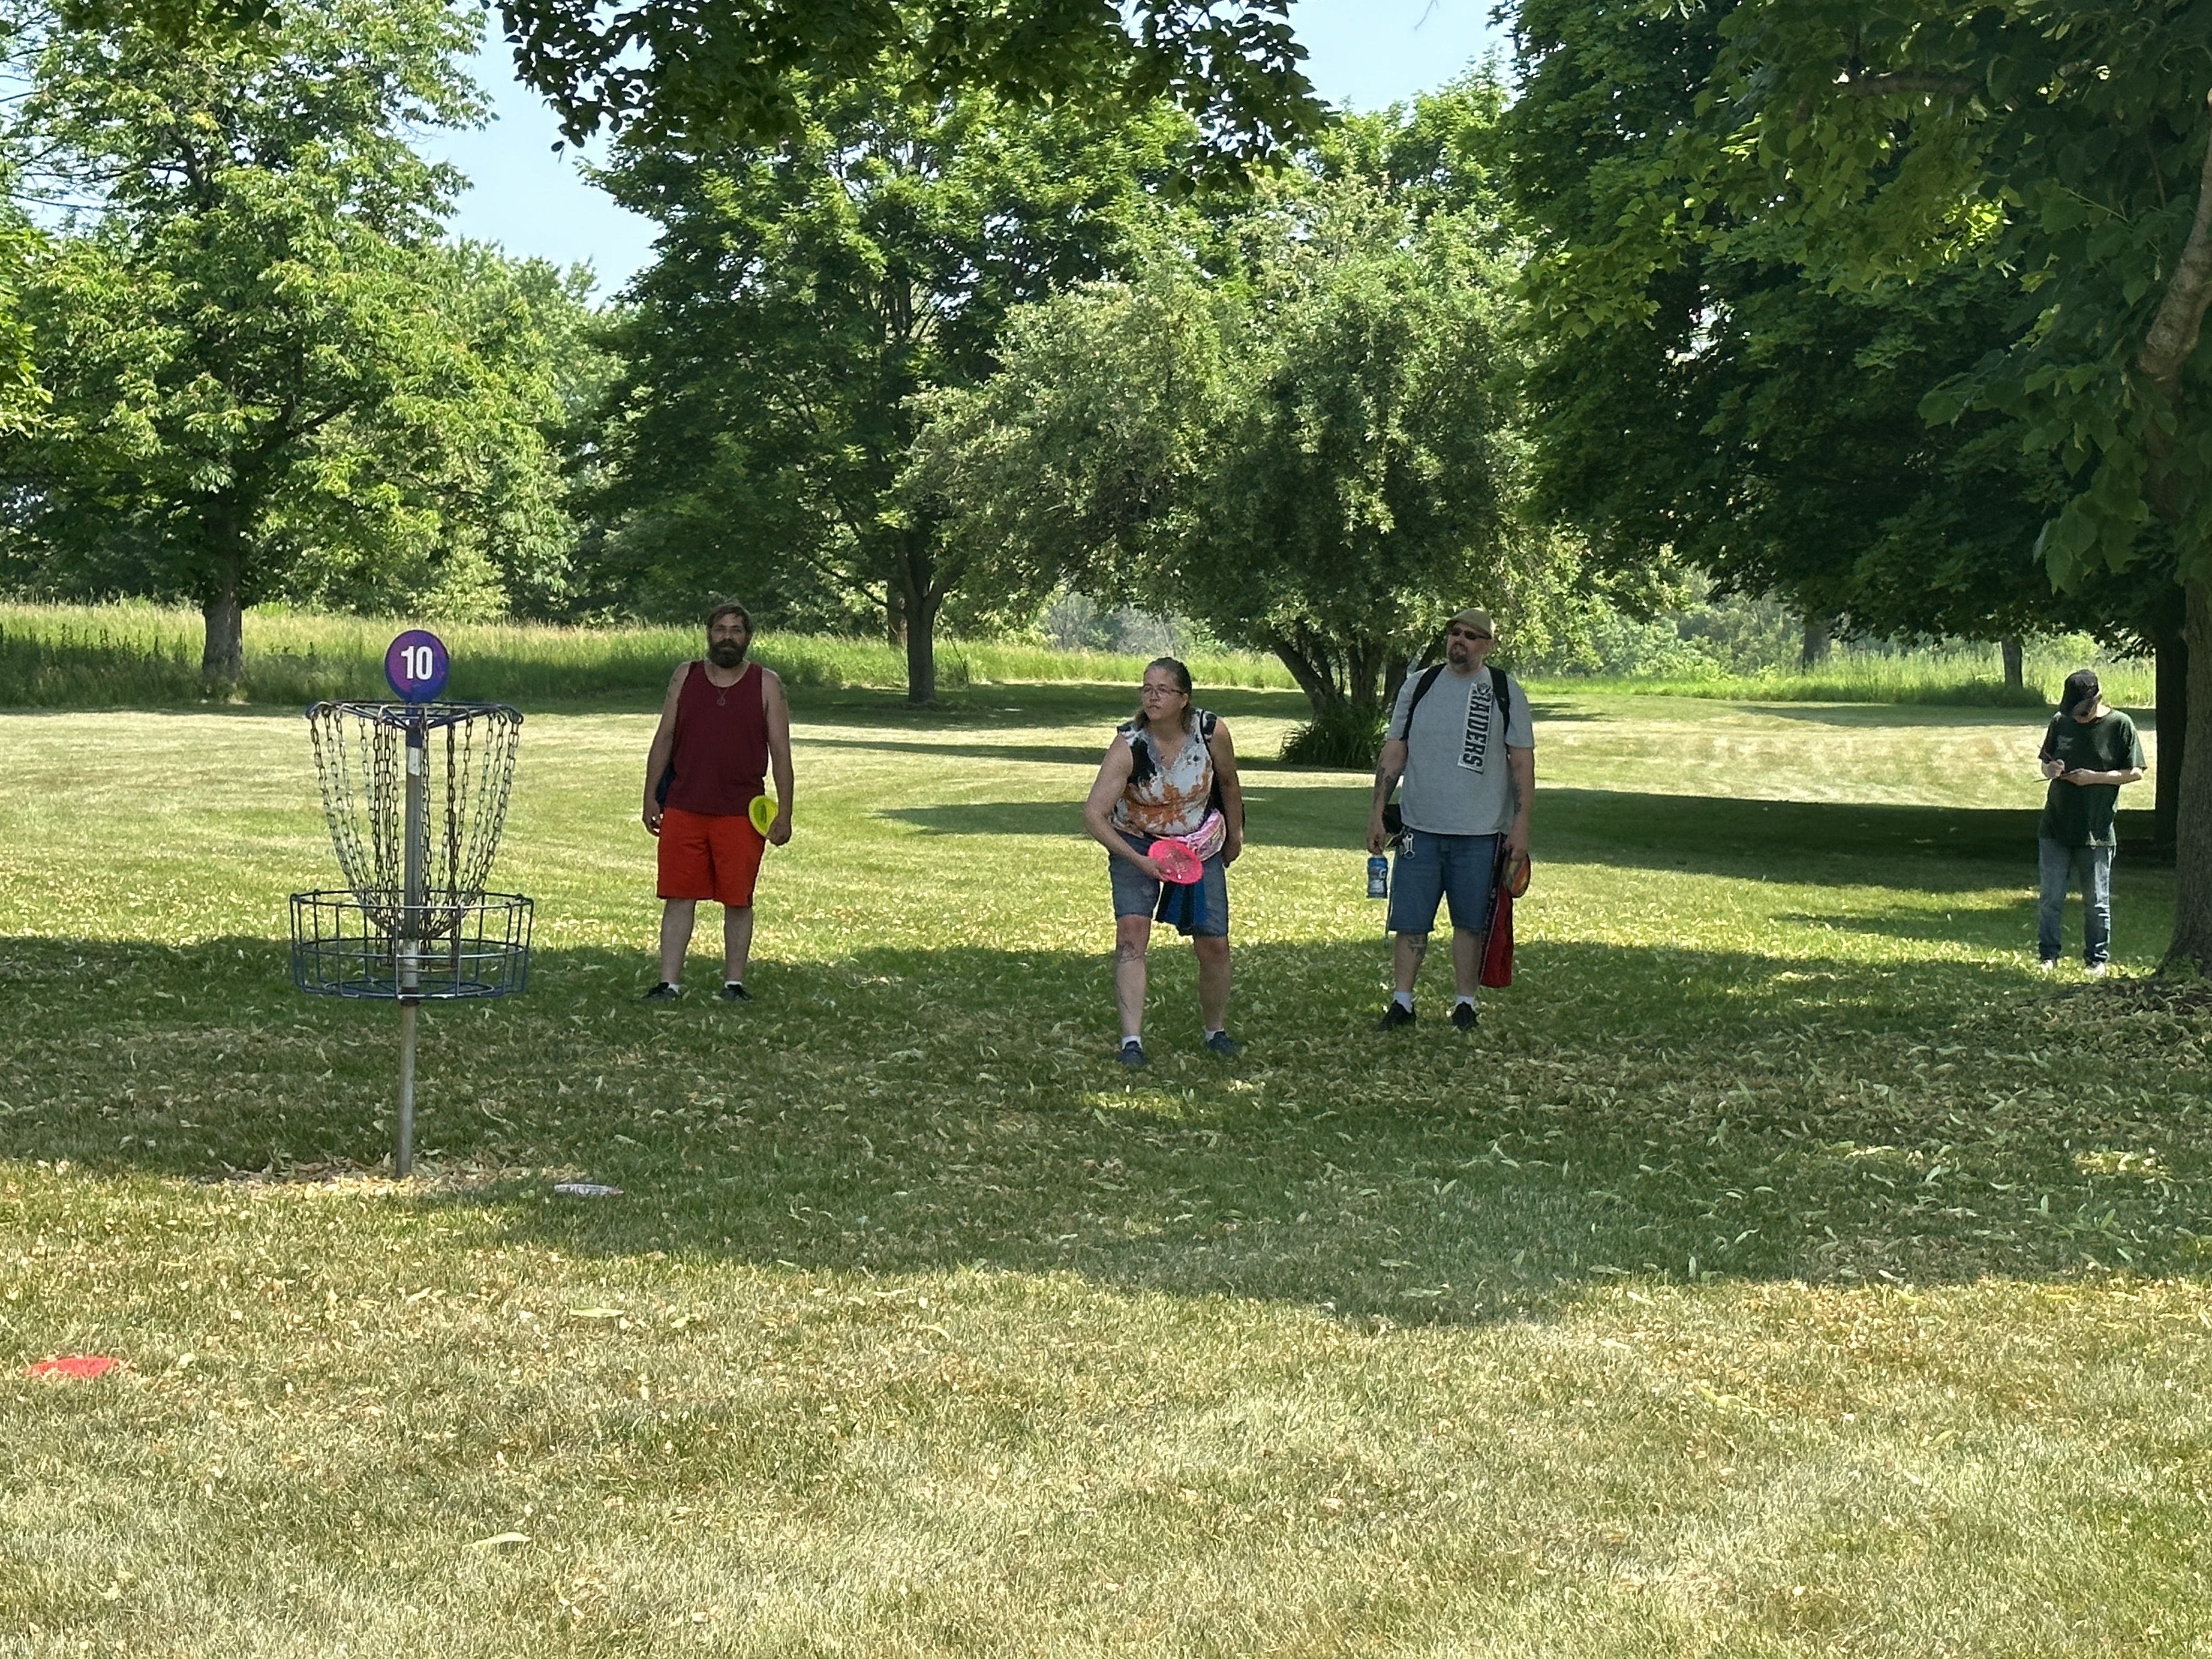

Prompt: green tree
xmin=0 ymin=0 xmax=580 ymax=677
xmin=915 ymin=91 xmax=1541 ymax=747
xmin=1502 ymin=2 xmax=2166 ymax=644
xmin=485 ymin=0 xmax=1323 ymax=181
xmin=1517 ymin=0 xmax=2212 ymax=963
xmin=1182 ymin=178 xmax=1524 ymax=731
xmin=582 ymin=87 xmax=1193 ymax=703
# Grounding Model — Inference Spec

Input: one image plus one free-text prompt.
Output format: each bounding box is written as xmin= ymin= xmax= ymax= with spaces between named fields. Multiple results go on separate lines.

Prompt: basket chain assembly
xmin=290 ymin=697 xmax=533 ymax=1176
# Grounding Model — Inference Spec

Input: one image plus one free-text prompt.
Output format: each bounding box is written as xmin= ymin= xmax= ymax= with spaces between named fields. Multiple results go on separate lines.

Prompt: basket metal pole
xmin=396 ymin=715 xmax=427 ymax=1176
xmin=396 ymin=1002 xmax=417 ymax=1175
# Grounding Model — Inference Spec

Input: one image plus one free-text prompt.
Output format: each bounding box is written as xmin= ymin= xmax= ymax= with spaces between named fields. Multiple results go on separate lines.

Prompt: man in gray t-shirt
xmin=1365 ymin=606 xmax=1534 ymax=1031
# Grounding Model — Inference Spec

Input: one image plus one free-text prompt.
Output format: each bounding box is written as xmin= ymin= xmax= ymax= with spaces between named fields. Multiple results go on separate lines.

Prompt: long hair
xmin=1132 ymin=656 xmax=1195 ymax=732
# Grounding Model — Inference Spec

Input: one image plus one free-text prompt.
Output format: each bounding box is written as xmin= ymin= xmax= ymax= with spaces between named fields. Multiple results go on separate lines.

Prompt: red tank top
xmin=665 ymin=661 xmax=768 ymax=816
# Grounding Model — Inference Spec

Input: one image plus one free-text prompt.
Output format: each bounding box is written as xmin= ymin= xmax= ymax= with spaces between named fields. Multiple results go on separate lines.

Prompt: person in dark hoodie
xmin=2036 ymin=668 xmax=2145 ymax=975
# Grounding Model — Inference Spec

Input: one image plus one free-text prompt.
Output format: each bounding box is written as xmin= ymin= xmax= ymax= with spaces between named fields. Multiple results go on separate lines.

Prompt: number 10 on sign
xmin=385 ymin=629 xmax=450 ymax=702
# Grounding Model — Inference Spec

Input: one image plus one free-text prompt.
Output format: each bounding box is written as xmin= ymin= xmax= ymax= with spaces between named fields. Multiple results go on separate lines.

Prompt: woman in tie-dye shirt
xmin=1082 ymin=657 xmax=1245 ymax=1070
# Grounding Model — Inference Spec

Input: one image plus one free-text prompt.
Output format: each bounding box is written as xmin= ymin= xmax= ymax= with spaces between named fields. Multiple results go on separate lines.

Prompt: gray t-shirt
xmin=1390 ymin=665 xmax=1533 ymax=836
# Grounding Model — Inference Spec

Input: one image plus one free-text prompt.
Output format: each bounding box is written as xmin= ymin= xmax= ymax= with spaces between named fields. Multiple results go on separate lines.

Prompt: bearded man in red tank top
xmin=639 ymin=602 xmax=794 ymax=1000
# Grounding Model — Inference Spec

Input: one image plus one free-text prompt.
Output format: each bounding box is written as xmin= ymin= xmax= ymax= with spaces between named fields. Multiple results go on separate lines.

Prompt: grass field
xmin=2 ymin=678 xmax=2205 ymax=1656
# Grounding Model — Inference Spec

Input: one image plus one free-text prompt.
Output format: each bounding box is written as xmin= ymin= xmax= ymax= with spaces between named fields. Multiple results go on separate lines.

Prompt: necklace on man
xmin=716 ymin=689 xmax=726 ymax=706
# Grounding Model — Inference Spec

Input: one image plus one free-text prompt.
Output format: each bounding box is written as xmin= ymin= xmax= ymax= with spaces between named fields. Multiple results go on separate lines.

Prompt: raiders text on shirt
xmin=1458 ymin=679 xmax=1493 ymax=772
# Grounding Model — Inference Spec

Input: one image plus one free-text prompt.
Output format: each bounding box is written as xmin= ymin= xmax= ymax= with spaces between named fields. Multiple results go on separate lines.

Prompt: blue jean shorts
xmin=1109 ymin=831 xmax=1229 ymax=937
xmin=1387 ymin=830 xmax=1498 ymax=935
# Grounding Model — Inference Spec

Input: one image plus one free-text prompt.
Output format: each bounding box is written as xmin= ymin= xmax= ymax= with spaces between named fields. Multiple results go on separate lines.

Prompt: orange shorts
xmin=657 ymin=805 xmax=765 ymax=907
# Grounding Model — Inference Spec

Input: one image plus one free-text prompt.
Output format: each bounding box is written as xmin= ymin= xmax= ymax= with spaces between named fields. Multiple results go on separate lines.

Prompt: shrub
xmin=1280 ymin=704 xmax=1385 ymax=769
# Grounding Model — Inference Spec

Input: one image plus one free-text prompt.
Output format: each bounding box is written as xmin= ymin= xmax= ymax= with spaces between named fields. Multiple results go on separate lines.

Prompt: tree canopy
xmin=491 ymin=0 xmax=1327 ymax=182
xmin=582 ymin=84 xmax=1194 ymax=702
xmin=1503 ymin=0 xmax=2164 ymax=647
xmin=912 ymin=78 xmax=1544 ymax=749
xmin=0 ymin=0 xmax=590 ymax=675
xmin=1509 ymin=0 xmax=2212 ymax=962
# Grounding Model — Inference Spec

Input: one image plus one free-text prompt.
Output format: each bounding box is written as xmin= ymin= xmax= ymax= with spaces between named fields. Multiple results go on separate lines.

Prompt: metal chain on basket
xmin=307 ymin=702 xmax=522 ymax=928
xmin=308 ymin=703 xmax=375 ymax=896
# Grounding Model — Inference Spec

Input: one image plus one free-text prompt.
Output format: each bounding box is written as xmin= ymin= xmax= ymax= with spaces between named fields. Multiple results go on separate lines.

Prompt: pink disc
xmin=1148 ymin=839 xmax=1203 ymax=885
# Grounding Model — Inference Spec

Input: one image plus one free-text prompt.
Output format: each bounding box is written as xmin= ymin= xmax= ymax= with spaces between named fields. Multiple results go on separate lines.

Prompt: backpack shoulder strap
xmin=1490 ymin=664 xmax=1511 ymax=731
xmin=1198 ymin=709 xmax=1217 ymax=742
xmin=1392 ymin=664 xmax=1448 ymax=742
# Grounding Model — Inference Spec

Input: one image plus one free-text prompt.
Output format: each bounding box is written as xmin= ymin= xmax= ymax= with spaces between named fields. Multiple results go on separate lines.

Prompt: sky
xmin=417 ymin=0 xmax=1510 ymax=297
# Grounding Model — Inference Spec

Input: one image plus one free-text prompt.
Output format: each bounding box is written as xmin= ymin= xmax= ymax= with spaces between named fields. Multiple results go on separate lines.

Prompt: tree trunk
xmin=1347 ymin=637 xmax=1387 ymax=717
xmin=1381 ymin=652 xmax=1410 ymax=714
xmin=1799 ymin=616 xmax=1831 ymax=668
xmin=1267 ymin=631 xmax=1340 ymax=719
xmin=2164 ymin=578 xmax=2212 ymax=972
xmin=905 ymin=589 xmax=938 ymax=707
xmin=2000 ymin=635 xmax=2024 ymax=690
xmin=885 ymin=582 xmax=907 ymax=650
xmin=2156 ymin=620 xmax=2187 ymax=850
xmin=200 ymin=538 xmax=244 ymax=684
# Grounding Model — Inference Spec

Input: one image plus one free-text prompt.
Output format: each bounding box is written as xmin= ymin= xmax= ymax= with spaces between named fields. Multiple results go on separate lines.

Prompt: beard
xmin=708 ymin=639 xmax=747 ymax=667
xmin=1446 ymin=640 xmax=1472 ymax=668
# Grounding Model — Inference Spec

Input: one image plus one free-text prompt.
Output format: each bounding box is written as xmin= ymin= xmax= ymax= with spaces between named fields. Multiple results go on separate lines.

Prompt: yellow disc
xmin=748 ymin=794 xmax=777 ymax=836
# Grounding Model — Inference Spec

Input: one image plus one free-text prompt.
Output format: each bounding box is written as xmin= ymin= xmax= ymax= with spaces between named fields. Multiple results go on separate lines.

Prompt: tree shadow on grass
xmin=790 ymin=693 xmax=1605 ymax=777
xmin=876 ymin=786 xmax=2098 ymax=892
xmin=3 ymin=930 xmax=2203 ymax=1326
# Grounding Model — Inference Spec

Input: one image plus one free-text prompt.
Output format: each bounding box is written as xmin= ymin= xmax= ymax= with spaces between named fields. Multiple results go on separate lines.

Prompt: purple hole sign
xmin=385 ymin=629 xmax=450 ymax=703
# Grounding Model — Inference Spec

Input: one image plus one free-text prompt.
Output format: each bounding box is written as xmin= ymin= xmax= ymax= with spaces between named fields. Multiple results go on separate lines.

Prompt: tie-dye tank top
xmin=1110 ymin=715 xmax=1214 ymax=839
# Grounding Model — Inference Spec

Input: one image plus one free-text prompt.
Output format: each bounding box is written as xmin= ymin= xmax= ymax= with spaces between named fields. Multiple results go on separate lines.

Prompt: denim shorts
xmin=1108 ymin=831 xmax=1229 ymax=937
xmin=1387 ymin=830 xmax=1498 ymax=935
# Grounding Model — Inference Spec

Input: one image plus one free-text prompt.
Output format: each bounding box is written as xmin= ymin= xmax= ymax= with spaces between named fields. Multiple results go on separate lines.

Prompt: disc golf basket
xmin=289 ymin=634 xmax=532 ymax=1175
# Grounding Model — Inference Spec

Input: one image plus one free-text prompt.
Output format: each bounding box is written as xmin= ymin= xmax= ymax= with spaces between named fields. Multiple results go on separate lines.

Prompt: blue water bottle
xmin=1365 ymin=854 xmax=1389 ymax=899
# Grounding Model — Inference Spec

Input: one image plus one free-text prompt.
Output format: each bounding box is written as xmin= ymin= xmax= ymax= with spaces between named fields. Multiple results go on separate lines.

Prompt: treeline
xmin=0 ymin=1 xmax=1592 ymax=755
xmin=0 ymin=2 xmax=2202 ymax=791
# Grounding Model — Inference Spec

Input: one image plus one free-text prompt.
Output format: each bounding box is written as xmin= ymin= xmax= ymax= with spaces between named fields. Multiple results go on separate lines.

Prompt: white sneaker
xmin=2037 ymin=958 xmax=2057 ymax=973
xmin=2085 ymin=962 xmax=2108 ymax=978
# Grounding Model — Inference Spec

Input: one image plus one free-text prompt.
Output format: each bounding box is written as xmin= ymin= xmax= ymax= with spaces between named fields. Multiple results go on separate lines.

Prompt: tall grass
xmin=0 ymin=601 xmax=2158 ymax=710
xmin=0 ymin=602 xmax=1296 ymax=707
xmin=1523 ymin=641 xmax=2157 ymax=710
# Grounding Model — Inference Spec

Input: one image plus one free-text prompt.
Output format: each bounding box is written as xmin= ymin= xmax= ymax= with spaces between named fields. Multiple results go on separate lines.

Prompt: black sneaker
xmin=641 ymin=981 xmax=682 ymax=1001
xmin=719 ymin=981 xmax=752 ymax=1001
xmin=1117 ymin=1040 xmax=1148 ymax=1069
xmin=1203 ymin=1030 xmax=1243 ymax=1058
xmin=1376 ymin=1002 xmax=1415 ymax=1031
xmin=1450 ymin=1001 xmax=1477 ymax=1031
